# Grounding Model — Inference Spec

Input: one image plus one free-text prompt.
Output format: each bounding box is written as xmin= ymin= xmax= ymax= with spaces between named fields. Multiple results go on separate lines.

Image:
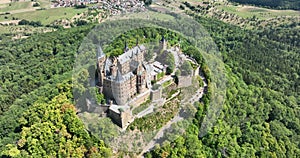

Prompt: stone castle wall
xmin=108 ymin=109 xmax=123 ymax=128
xmin=150 ymin=88 xmax=162 ymax=101
xmin=129 ymin=91 xmax=150 ymax=109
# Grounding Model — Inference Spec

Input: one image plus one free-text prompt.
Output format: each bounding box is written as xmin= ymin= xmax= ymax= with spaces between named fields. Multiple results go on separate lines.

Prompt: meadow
xmin=217 ymin=4 xmax=300 ymax=19
xmin=0 ymin=0 xmax=87 ymax=25
xmin=0 ymin=7 xmax=87 ymax=25
xmin=0 ymin=1 xmax=33 ymax=13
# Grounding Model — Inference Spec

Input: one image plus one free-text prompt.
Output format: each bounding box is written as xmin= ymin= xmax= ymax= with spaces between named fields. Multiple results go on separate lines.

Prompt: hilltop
xmin=0 ymin=0 xmax=299 ymax=157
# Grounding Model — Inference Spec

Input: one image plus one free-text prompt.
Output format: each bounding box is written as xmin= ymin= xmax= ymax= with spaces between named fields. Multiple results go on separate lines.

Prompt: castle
xmin=96 ymin=37 xmax=167 ymax=106
xmin=93 ymin=36 xmax=196 ymax=129
xmin=96 ymin=43 xmax=151 ymax=105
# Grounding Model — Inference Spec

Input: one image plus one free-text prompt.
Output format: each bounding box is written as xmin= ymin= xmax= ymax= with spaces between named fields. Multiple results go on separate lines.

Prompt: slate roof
xmin=97 ymin=45 xmax=105 ymax=59
xmin=114 ymin=70 xmax=134 ymax=83
xmin=123 ymin=72 xmax=134 ymax=81
xmin=115 ymin=69 xmax=124 ymax=83
xmin=104 ymin=58 xmax=112 ymax=75
xmin=117 ymin=45 xmax=146 ymax=64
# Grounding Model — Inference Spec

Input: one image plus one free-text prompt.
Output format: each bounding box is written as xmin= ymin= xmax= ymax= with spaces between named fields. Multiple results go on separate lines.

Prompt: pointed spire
xmin=104 ymin=57 xmax=112 ymax=74
xmin=160 ymin=35 xmax=167 ymax=50
xmin=124 ymin=41 xmax=129 ymax=53
xmin=115 ymin=61 xmax=123 ymax=82
xmin=137 ymin=61 xmax=145 ymax=75
xmin=136 ymin=37 xmax=139 ymax=46
xmin=117 ymin=58 xmax=122 ymax=69
xmin=97 ymin=45 xmax=105 ymax=59
xmin=115 ymin=69 xmax=124 ymax=83
xmin=160 ymin=35 xmax=166 ymax=43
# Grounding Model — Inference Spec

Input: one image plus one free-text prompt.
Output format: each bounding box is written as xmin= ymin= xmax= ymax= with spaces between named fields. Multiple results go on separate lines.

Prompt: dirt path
xmin=139 ymin=115 xmax=184 ymax=157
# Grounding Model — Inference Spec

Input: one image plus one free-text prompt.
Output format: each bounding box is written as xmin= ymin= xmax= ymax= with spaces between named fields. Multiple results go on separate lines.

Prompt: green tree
xmin=180 ymin=61 xmax=193 ymax=76
xmin=166 ymin=53 xmax=175 ymax=74
xmin=2 ymin=94 xmax=111 ymax=157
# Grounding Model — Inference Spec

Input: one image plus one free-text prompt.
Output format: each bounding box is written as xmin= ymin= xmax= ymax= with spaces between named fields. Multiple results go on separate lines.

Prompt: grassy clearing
xmin=0 ymin=25 xmax=14 ymax=34
xmin=37 ymin=0 xmax=51 ymax=9
xmin=132 ymin=100 xmax=151 ymax=115
xmin=0 ymin=1 xmax=32 ymax=13
xmin=129 ymin=98 xmax=180 ymax=132
xmin=0 ymin=7 xmax=87 ymax=25
xmin=217 ymin=5 xmax=300 ymax=19
xmin=162 ymin=80 xmax=172 ymax=88
xmin=121 ymin=10 xmax=176 ymax=21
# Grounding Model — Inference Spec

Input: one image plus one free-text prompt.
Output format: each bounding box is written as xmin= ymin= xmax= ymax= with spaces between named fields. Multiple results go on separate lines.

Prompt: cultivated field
xmin=217 ymin=4 xmax=300 ymax=19
xmin=0 ymin=1 xmax=33 ymax=13
xmin=0 ymin=7 xmax=87 ymax=25
xmin=0 ymin=0 xmax=87 ymax=25
xmin=117 ymin=10 xmax=176 ymax=21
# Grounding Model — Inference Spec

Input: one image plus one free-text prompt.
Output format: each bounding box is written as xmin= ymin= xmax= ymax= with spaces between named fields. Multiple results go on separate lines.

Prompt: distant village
xmin=52 ymin=0 xmax=146 ymax=15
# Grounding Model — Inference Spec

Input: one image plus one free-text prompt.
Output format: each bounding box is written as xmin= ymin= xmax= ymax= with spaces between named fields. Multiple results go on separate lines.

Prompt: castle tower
xmin=136 ymin=37 xmax=139 ymax=46
xmin=96 ymin=45 xmax=105 ymax=86
xmin=135 ymin=48 xmax=141 ymax=62
xmin=104 ymin=57 xmax=112 ymax=76
xmin=160 ymin=35 xmax=167 ymax=50
xmin=136 ymin=43 xmax=145 ymax=63
xmin=110 ymin=65 xmax=117 ymax=77
xmin=136 ymin=62 xmax=147 ymax=93
xmin=124 ymin=41 xmax=129 ymax=53
xmin=110 ymin=57 xmax=118 ymax=77
xmin=113 ymin=69 xmax=126 ymax=105
xmin=97 ymin=45 xmax=105 ymax=59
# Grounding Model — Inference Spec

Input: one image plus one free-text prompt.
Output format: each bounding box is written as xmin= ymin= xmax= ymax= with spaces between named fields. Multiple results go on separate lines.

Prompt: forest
xmin=0 ymin=8 xmax=299 ymax=158
xmin=0 ymin=25 xmax=108 ymax=156
xmin=145 ymin=11 xmax=300 ymax=157
xmin=228 ymin=0 xmax=300 ymax=10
